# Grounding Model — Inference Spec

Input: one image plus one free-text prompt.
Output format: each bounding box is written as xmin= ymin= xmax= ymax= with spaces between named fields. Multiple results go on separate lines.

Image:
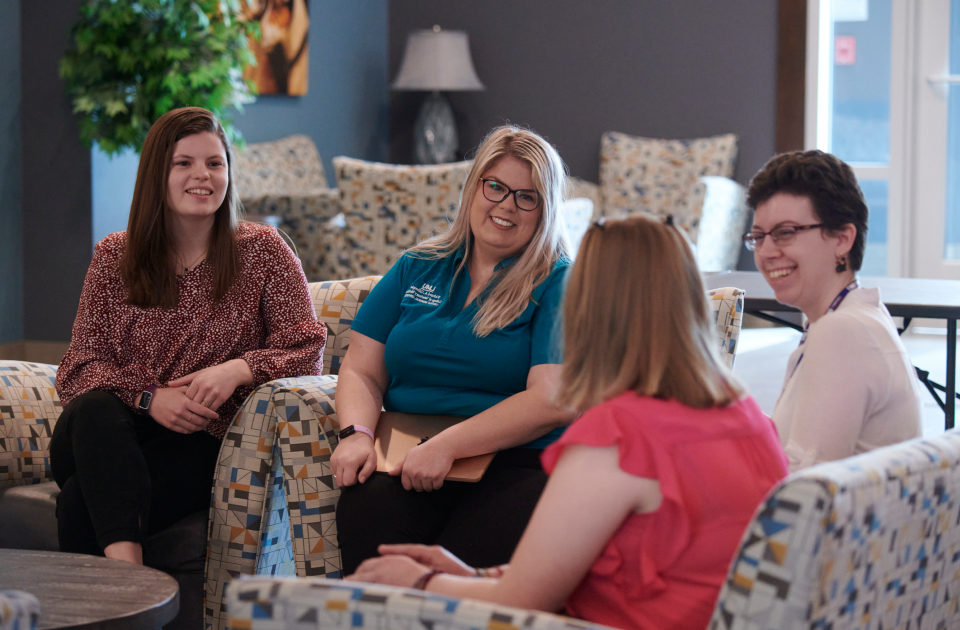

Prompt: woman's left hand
xmin=346 ymin=554 xmax=430 ymax=588
xmin=167 ymin=359 xmax=254 ymax=411
xmin=390 ymin=438 xmax=456 ymax=492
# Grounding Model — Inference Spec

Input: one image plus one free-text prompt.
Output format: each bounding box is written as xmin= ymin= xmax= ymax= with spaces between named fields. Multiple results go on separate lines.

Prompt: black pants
xmin=336 ymin=447 xmax=548 ymax=575
xmin=50 ymin=391 xmax=221 ymax=555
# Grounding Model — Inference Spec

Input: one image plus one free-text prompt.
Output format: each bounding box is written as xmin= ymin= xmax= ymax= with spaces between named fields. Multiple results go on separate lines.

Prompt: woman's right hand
xmin=331 ymin=433 xmax=377 ymax=486
xmin=145 ymin=386 xmax=219 ymax=434
xmin=376 ymin=544 xmax=477 ymax=577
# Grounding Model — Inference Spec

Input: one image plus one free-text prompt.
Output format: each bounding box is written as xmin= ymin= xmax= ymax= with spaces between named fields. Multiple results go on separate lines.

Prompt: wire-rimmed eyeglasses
xmin=480 ymin=178 xmax=542 ymax=211
xmin=743 ymin=224 xmax=824 ymax=251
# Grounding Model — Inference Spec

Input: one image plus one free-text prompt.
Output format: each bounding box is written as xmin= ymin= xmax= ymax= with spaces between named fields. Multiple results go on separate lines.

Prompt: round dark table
xmin=0 ymin=549 xmax=179 ymax=630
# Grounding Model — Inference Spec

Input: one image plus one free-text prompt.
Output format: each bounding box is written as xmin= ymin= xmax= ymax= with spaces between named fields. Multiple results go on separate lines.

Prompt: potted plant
xmin=60 ymin=0 xmax=259 ymax=155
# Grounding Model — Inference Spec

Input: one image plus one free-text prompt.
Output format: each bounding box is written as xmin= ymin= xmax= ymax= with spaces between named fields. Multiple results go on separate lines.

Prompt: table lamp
xmin=393 ymin=26 xmax=485 ymax=164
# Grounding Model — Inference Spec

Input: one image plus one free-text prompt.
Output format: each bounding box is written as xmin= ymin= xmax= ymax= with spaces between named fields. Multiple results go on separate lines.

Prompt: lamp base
xmin=414 ymin=92 xmax=458 ymax=164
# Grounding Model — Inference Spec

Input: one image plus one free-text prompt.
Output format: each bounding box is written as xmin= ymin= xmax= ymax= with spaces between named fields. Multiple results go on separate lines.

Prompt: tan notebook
xmin=373 ymin=412 xmax=495 ymax=482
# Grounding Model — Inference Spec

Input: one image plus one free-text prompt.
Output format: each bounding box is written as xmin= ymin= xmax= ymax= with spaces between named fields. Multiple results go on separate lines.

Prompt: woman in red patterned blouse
xmin=52 ymin=107 xmax=326 ymax=565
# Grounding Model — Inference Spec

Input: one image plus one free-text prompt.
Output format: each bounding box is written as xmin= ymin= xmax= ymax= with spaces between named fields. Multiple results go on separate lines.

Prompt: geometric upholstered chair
xmin=222 ymin=428 xmax=960 ymax=630
xmin=215 ymin=284 xmax=746 ymax=630
xmin=709 ymin=429 xmax=960 ymax=629
xmin=707 ymin=287 xmax=744 ymax=368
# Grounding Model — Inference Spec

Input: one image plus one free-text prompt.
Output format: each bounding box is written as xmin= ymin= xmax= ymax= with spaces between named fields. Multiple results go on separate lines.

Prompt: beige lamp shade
xmin=392 ymin=28 xmax=485 ymax=91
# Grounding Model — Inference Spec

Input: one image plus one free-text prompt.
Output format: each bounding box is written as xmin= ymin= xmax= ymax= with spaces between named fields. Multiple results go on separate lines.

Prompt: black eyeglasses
xmin=743 ymin=224 xmax=824 ymax=251
xmin=480 ymin=179 xmax=542 ymax=211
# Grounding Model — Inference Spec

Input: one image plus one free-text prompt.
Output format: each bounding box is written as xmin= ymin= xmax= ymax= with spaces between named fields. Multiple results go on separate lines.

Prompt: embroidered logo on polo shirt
xmin=404 ymin=282 xmax=442 ymax=306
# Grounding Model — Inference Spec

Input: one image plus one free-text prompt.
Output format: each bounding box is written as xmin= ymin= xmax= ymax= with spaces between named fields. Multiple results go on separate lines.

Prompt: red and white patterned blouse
xmin=56 ymin=222 xmax=327 ymax=439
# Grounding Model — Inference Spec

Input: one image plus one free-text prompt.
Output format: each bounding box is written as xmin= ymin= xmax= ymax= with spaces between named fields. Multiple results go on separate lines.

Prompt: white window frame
xmin=804 ymin=0 xmax=913 ymax=277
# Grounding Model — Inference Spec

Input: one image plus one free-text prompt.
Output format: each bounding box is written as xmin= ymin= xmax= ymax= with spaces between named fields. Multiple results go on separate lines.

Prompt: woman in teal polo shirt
xmin=331 ymin=126 xmax=575 ymax=574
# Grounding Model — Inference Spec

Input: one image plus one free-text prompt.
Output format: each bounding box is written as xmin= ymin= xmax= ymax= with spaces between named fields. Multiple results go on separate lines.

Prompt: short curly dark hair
xmin=747 ymin=150 xmax=868 ymax=271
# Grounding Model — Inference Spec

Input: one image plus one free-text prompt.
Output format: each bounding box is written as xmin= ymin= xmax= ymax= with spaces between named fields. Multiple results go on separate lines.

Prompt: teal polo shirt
xmin=352 ymin=248 xmax=570 ymax=449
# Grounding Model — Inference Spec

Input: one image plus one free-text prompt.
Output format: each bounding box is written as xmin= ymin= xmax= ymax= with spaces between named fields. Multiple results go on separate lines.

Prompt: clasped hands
xmin=141 ymin=359 xmax=253 ymax=434
xmin=331 ymin=432 xmax=456 ymax=491
xmin=346 ymin=544 xmax=478 ymax=588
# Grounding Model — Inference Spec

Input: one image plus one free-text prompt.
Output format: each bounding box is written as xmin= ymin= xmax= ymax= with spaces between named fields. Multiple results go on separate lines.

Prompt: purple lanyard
xmin=786 ymin=279 xmax=860 ymax=381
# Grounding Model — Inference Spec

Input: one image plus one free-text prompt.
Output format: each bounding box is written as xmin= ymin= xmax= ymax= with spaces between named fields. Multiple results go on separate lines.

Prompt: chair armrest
xmin=227 ymin=576 xmax=616 ymax=630
xmin=0 ymin=590 xmax=40 ymax=630
xmin=205 ymin=375 xmax=341 ymax=630
xmin=0 ymin=361 xmax=62 ymax=490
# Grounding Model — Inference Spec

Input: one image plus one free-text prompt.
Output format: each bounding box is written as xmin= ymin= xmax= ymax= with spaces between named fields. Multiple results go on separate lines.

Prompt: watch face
xmin=140 ymin=391 xmax=153 ymax=410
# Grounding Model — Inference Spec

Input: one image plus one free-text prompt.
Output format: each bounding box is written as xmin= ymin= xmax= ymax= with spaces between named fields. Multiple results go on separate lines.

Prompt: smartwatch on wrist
xmin=338 ymin=425 xmax=374 ymax=441
xmin=138 ymin=384 xmax=158 ymax=415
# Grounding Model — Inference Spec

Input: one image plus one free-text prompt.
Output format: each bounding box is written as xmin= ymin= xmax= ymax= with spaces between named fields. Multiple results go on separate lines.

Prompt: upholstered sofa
xmin=233 ymin=136 xmax=598 ymax=283
xmin=0 ymin=277 xmax=742 ymax=630
xmin=223 ymin=428 xmax=960 ymax=630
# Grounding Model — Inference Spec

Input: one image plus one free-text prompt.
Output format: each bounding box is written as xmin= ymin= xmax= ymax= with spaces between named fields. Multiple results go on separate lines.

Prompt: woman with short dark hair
xmin=52 ymin=107 xmax=326 ymax=563
xmin=745 ymin=150 xmax=922 ymax=472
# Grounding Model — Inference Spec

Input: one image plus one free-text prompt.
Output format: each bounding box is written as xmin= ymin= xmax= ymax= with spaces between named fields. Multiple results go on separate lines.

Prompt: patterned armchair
xmin=331 ymin=157 xmax=473 ymax=277
xmin=710 ymin=429 xmax=960 ymax=629
xmin=226 ymin=429 xmax=960 ymax=630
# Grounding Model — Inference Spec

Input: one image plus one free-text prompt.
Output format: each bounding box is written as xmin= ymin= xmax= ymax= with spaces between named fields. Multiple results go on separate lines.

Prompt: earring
xmin=835 ymin=256 xmax=848 ymax=273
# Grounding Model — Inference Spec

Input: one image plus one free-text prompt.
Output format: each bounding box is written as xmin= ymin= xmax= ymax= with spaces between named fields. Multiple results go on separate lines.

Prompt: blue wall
xmin=0 ymin=0 xmax=23 ymax=345
xmin=92 ymin=0 xmax=390 ymax=243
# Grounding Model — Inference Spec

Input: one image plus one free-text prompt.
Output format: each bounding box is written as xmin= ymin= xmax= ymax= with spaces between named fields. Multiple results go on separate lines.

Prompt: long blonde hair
xmin=409 ymin=126 xmax=570 ymax=336
xmin=559 ymin=216 xmax=744 ymax=411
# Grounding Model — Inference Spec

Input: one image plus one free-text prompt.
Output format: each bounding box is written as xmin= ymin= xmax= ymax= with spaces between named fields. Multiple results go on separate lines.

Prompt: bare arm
xmin=393 ymin=363 xmax=578 ymax=491
xmin=351 ymin=444 xmax=662 ymax=612
xmin=330 ymin=331 xmax=390 ymax=486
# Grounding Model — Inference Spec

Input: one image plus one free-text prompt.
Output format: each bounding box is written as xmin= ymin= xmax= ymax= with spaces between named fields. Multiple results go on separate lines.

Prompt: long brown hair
xmin=120 ymin=107 xmax=241 ymax=308
xmin=559 ymin=216 xmax=744 ymax=411
xmin=409 ymin=126 xmax=570 ymax=336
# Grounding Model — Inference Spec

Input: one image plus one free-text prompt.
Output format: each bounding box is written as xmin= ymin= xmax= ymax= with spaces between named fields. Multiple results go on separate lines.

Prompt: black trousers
xmin=50 ymin=391 xmax=221 ymax=555
xmin=336 ymin=447 xmax=548 ymax=575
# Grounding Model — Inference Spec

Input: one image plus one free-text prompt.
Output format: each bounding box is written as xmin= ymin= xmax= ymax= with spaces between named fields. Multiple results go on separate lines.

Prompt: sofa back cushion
xmin=233 ymin=135 xmax=329 ymax=200
xmin=333 ymin=157 xmax=472 ymax=277
xmin=0 ymin=362 xmax=61 ymax=489
xmin=309 ymin=277 xmax=383 ymax=376
xmin=598 ymin=131 xmax=738 ymax=237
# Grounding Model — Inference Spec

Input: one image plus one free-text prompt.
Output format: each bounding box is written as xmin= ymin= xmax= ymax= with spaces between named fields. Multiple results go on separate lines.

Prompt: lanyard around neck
xmin=783 ymin=279 xmax=860 ymax=384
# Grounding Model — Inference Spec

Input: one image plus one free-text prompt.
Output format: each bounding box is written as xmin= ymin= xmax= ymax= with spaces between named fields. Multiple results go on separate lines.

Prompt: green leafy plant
xmin=60 ymin=0 xmax=260 ymax=155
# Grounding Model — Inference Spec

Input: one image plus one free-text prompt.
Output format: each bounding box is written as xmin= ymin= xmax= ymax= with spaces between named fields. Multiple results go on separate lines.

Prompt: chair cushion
xmin=598 ymin=131 xmax=738 ymax=238
xmin=0 ymin=482 xmax=58 ymax=551
xmin=234 ymin=135 xmax=329 ymax=200
xmin=333 ymin=157 xmax=472 ymax=277
xmin=560 ymin=197 xmax=594 ymax=257
xmin=696 ymin=176 xmax=749 ymax=272
xmin=0 ymin=361 xmax=61 ymax=489
xmin=309 ymin=277 xmax=383 ymax=376
xmin=0 ymin=590 xmax=40 ymax=630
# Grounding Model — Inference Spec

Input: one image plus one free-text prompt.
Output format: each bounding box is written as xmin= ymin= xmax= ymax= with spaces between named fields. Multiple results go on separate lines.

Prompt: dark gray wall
xmin=0 ymin=0 xmax=23 ymax=345
xmin=389 ymin=0 xmax=778 ymax=186
xmin=21 ymin=0 xmax=93 ymax=343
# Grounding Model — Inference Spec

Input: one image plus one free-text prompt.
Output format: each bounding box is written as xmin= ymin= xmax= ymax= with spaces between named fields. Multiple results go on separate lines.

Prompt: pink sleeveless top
xmin=541 ymin=392 xmax=788 ymax=630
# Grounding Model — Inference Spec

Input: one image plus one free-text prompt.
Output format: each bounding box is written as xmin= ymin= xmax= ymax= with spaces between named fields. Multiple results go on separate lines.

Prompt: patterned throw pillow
xmin=333 ymin=157 xmax=472 ymax=277
xmin=598 ymin=131 xmax=738 ymax=237
xmin=233 ymin=135 xmax=330 ymax=200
